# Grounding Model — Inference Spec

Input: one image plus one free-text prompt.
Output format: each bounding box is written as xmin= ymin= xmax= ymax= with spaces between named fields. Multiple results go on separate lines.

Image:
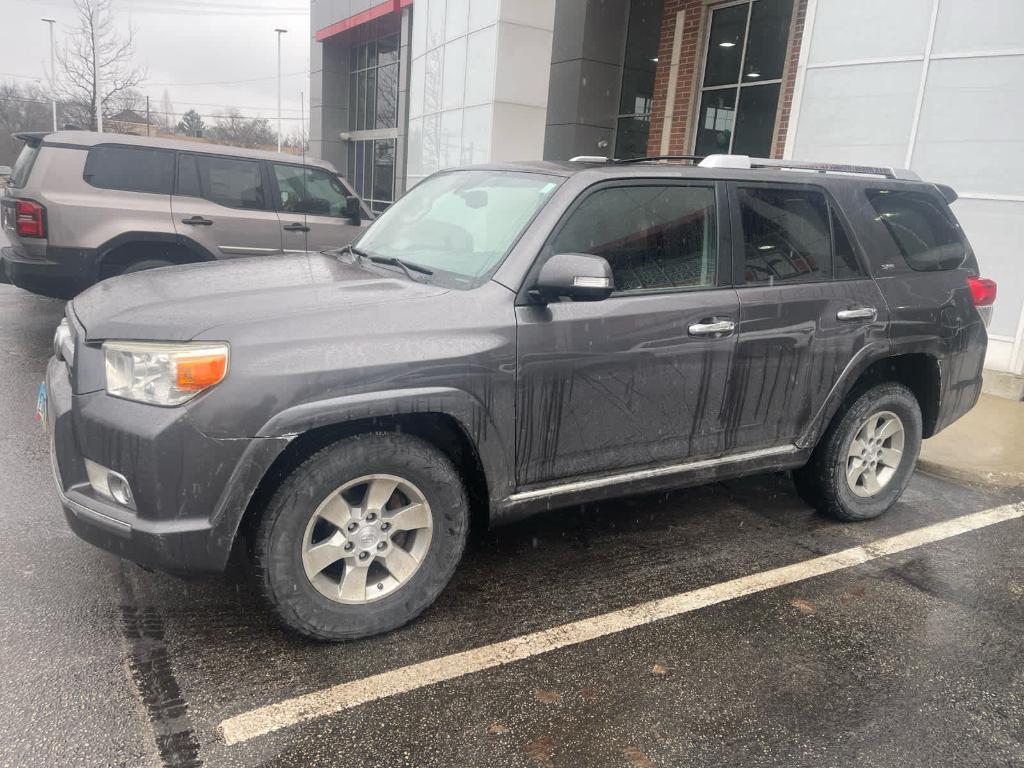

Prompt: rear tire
xmin=251 ymin=432 xmax=469 ymax=641
xmin=793 ymin=383 xmax=922 ymax=522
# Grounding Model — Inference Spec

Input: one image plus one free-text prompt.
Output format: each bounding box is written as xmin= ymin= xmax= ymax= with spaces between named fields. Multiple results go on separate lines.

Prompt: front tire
xmin=793 ymin=383 xmax=922 ymax=522
xmin=251 ymin=433 xmax=469 ymax=640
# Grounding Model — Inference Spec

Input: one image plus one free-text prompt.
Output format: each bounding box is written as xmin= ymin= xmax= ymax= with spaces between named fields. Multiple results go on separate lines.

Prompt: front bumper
xmin=3 ymin=245 xmax=94 ymax=298
xmin=45 ymin=356 xmax=289 ymax=575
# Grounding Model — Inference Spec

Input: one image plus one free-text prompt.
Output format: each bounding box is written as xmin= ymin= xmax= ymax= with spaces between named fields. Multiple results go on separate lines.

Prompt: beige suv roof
xmin=43 ymin=131 xmax=338 ymax=172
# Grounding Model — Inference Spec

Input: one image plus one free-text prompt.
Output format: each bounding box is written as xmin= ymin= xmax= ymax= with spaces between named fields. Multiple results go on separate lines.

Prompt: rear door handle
xmin=688 ymin=319 xmax=736 ymax=337
xmin=181 ymin=216 xmax=213 ymax=226
xmin=837 ymin=307 xmax=877 ymax=321
xmin=283 ymin=222 xmax=310 ymax=232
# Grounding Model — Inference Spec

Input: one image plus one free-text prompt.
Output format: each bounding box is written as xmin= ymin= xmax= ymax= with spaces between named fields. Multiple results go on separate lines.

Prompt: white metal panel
xmin=790 ymin=62 xmax=920 ymax=168
xmin=807 ymin=0 xmax=933 ymax=64
xmin=913 ymin=56 xmax=1024 ymax=197
xmin=932 ymin=0 xmax=1024 ymax=54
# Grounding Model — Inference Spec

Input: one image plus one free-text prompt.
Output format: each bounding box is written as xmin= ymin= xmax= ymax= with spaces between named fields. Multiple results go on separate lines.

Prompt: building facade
xmin=310 ymin=0 xmax=1024 ymax=378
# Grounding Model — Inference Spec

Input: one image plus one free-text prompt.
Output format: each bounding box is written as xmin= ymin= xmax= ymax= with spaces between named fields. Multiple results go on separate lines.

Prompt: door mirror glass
xmin=345 ymin=195 xmax=362 ymax=225
xmin=534 ymin=253 xmax=614 ymax=302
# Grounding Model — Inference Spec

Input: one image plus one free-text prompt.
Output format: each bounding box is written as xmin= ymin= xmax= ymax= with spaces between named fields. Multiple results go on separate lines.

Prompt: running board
xmin=507 ymin=445 xmax=799 ymax=504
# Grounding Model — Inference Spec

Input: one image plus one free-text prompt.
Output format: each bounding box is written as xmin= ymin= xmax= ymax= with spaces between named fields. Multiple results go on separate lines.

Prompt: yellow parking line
xmin=219 ymin=502 xmax=1023 ymax=745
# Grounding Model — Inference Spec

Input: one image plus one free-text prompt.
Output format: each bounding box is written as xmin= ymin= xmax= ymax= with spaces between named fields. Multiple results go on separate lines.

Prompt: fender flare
xmin=207 ymin=387 xmax=513 ymax=552
xmin=96 ymin=231 xmax=217 ymax=270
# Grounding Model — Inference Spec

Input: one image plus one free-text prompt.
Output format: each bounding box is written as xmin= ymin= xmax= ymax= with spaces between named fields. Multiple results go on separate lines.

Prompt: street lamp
xmin=275 ymin=28 xmax=288 ymax=152
xmin=41 ymin=18 xmax=57 ymax=131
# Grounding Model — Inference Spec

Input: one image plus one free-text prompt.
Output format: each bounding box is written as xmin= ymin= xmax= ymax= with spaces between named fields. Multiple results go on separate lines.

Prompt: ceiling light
xmin=747 ymin=71 xmax=761 ymax=78
xmin=719 ymin=41 xmax=736 ymax=48
xmin=651 ymin=57 xmax=659 ymax=62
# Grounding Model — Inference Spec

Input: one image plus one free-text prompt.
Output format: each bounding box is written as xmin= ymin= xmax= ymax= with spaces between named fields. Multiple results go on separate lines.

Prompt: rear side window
xmin=738 ymin=187 xmax=831 ymax=283
xmin=177 ymin=154 xmax=267 ymax=211
xmin=9 ymin=142 xmax=41 ymax=188
xmin=866 ymin=189 xmax=964 ymax=271
xmin=83 ymin=145 xmax=174 ymax=194
xmin=548 ymin=185 xmax=717 ymax=293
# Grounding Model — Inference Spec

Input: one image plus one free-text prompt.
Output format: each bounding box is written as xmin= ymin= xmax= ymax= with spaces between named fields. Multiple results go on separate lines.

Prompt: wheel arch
xmin=96 ymin=231 xmax=216 ymax=277
xmin=799 ymin=346 xmax=942 ymax=449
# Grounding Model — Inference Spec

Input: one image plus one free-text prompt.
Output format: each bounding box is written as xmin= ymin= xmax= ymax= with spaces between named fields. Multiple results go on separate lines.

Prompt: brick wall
xmin=647 ymin=0 xmax=807 ymax=159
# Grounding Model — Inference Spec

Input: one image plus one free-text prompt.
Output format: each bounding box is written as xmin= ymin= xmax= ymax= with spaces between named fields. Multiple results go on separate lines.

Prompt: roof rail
xmin=698 ymin=154 xmax=921 ymax=181
xmin=569 ymin=155 xmax=610 ymax=163
xmin=616 ymin=155 xmax=704 ymax=164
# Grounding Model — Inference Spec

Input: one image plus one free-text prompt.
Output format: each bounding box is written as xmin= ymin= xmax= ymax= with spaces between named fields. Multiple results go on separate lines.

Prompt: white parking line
xmin=219 ymin=503 xmax=1023 ymax=745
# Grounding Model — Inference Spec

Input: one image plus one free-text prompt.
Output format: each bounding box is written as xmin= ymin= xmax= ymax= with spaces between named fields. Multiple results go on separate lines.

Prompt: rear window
xmin=9 ymin=142 xmax=41 ymax=188
xmin=866 ymin=189 xmax=964 ymax=271
xmin=83 ymin=145 xmax=175 ymax=195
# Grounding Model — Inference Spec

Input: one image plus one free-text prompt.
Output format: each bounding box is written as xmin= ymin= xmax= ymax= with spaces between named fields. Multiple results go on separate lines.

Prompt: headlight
xmin=103 ymin=341 xmax=229 ymax=406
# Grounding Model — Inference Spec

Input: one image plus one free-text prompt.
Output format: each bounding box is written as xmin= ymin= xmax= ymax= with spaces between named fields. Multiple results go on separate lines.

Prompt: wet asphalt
xmin=0 ymin=282 xmax=1022 ymax=768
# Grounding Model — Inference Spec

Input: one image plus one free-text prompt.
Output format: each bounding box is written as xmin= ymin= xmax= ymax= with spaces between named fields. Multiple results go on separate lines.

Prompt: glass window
xmin=697 ymin=0 xmax=794 ymax=157
xmin=866 ymin=189 xmax=965 ymax=271
xmin=176 ymin=154 xmax=201 ymax=197
xmin=274 ymin=164 xmax=350 ymax=217
xmin=83 ymin=145 xmax=175 ymax=195
xmin=356 ymin=171 xmax=561 ymax=283
xmin=613 ymin=0 xmax=664 ymax=160
xmin=549 ymin=185 xmax=717 ymax=293
xmin=738 ymin=187 xmax=830 ymax=284
xmin=832 ymin=208 xmax=863 ymax=279
xmin=192 ymin=155 xmax=266 ymax=210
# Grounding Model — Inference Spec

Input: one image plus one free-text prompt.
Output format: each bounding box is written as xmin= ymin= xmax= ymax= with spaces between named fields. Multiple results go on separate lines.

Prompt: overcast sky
xmin=2 ymin=0 xmax=311 ymax=135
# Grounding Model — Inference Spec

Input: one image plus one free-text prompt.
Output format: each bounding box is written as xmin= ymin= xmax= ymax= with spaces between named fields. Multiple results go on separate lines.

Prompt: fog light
xmin=84 ymin=459 xmax=136 ymax=510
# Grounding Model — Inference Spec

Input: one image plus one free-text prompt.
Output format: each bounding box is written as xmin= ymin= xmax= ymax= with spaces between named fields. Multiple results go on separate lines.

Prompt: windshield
xmin=354 ymin=170 xmax=561 ymax=284
xmin=10 ymin=142 xmax=41 ymax=188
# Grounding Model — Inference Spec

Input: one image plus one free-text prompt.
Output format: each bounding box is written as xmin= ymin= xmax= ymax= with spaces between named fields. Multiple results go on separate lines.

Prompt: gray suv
xmin=1 ymin=131 xmax=370 ymax=297
xmin=43 ymin=155 xmax=995 ymax=640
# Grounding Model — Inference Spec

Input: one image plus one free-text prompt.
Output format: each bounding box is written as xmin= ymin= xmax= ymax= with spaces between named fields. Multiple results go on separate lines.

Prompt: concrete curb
xmin=917 ymin=458 xmax=1024 ymax=489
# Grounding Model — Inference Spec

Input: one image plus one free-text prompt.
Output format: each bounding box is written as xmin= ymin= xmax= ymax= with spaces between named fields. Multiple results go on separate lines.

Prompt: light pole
xmin=92 ymin=13 xmax=102 ymax=132
xmin=41 ymin=18 xmax=57 ymax=131
xmin=275 ymin=28 xmax=288 ymax=152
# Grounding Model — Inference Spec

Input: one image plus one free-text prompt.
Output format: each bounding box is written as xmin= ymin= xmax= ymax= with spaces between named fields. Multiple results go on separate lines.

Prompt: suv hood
xmin=73 ymin=253 xmax=449 ymax=341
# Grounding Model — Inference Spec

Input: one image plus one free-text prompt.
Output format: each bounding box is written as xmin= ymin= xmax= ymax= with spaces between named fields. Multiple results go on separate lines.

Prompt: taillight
xmin=15 ymin=200 xmax=46 ymax=238
xmin=968 ymin=276 xmax=997 ymax=307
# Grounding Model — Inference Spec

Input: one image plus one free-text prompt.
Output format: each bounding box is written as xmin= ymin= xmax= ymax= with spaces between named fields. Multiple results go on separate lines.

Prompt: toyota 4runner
xmin=43 ymin=154 xmax=995 ymax=640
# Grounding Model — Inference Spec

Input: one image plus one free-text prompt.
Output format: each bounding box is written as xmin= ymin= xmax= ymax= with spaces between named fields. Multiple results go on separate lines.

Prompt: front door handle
xmin=283 ymin=222 xmax=310 ymax=232
xmin=837 ymin=307 xmax=877 ymax=322
xmin=688 ymin=319 xmax=736 ymax=337
xmin=181 ymin=216 xmax=213 ymax=226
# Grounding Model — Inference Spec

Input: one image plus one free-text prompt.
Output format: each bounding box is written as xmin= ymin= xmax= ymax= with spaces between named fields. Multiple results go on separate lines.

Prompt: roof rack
xmin=616 ymin=155 xmax=704 ymax=164
xmin=568 ymin=155 xmax=610 ymax=163
xmin=698 ymin=154 xmax=920 ymax=181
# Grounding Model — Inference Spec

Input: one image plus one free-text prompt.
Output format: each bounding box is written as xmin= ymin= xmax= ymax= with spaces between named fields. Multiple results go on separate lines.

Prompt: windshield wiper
xmin=368 ymin=255 xmax=434 ymax=280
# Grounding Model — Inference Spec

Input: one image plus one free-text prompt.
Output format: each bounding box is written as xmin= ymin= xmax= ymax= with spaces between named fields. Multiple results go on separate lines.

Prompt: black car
xmin=44 ymin=154 xmax=995 ymax=640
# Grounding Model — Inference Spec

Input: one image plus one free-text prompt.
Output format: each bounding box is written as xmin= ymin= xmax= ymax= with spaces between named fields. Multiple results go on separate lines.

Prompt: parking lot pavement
xmin=2 ymin=283 xmax=1022 ymax=768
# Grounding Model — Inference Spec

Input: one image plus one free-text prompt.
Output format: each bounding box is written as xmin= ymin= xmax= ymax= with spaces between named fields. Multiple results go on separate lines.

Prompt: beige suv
xmin=1 ymin=131 xmax=371 ymax=298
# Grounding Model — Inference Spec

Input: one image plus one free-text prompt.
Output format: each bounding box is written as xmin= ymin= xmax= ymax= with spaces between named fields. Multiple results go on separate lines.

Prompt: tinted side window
xmin=739 ymin=187 xmax=830 ymax=284
xmin=273 ymin=164 xmax=349 ymax=217
xmin=548 ymin=185 xmax=717 ymax=293
xmin=194 ymin=155 xmax=267 ymax=210
xmin=83 ymin=146 xmax=174 ymax=194
xmin=176 ymin=154 xmax=201 ymax=197
xmin=866 ymin=189 xmax=964 ymax=271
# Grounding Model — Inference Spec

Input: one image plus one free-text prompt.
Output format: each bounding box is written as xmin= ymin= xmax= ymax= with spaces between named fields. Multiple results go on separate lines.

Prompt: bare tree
xmin=208 ymin=109 xmax=276 ymax=149
xmin=57 ymin=0 xmax=145 ymax=131
xmin=158 ymin=88 xmax=176 ymax=132
xmin=0 ymin=81 xmax=54 ymax=165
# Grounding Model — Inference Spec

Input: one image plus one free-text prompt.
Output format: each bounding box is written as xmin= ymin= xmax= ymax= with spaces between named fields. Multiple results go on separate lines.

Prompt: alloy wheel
xmin=301 ymin=474 xmax=433 ymax=604
xmin=846 ymin=410 xmax=905 ymax=498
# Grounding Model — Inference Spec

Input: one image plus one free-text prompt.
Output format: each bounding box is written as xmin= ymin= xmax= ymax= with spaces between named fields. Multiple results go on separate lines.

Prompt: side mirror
xmin=344 ymin=195 xmax=362 ymax=226
xmin=533 ymin=253 xmax=614 ymax=303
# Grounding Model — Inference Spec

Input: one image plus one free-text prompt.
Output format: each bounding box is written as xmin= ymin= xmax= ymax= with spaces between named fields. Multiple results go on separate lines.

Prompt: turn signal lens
xmin=103 ymin=341 xmax=229 ymax=406
xmin=176 ymin=354 xmax=228 ymax=392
